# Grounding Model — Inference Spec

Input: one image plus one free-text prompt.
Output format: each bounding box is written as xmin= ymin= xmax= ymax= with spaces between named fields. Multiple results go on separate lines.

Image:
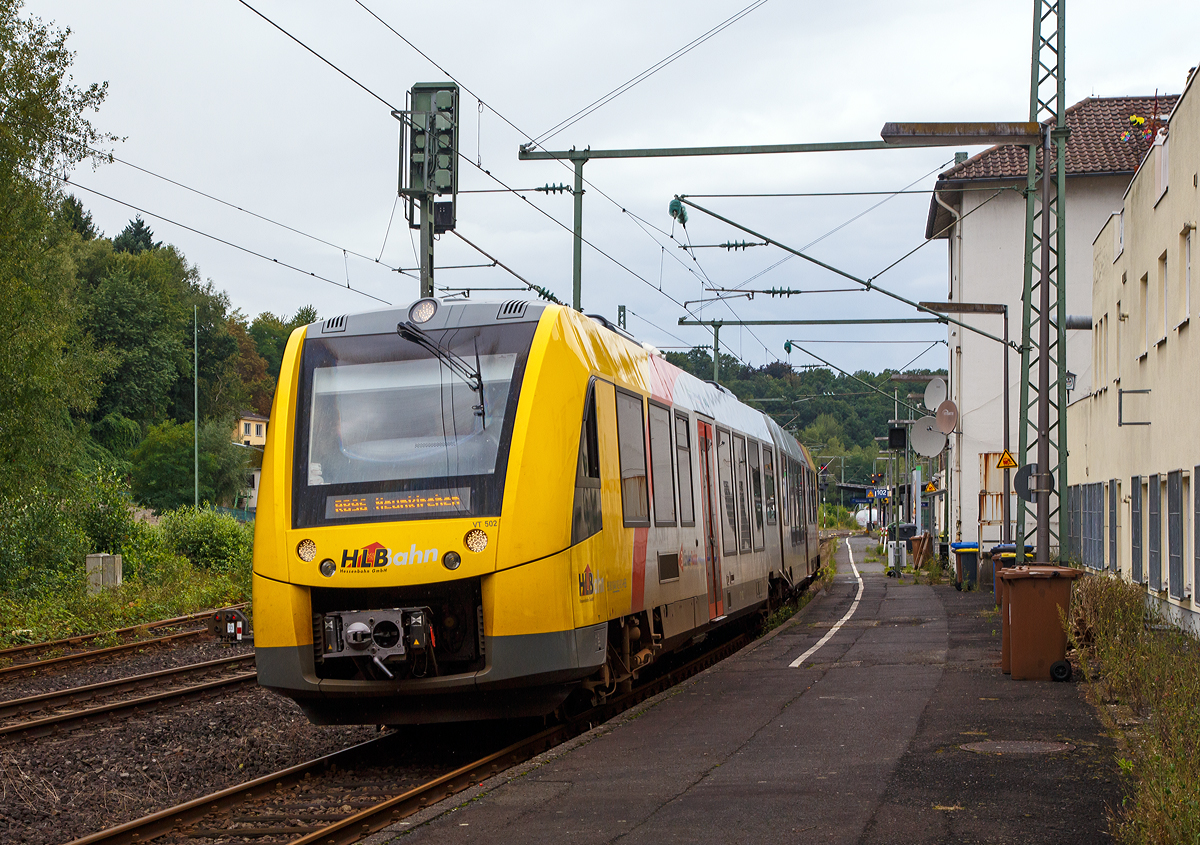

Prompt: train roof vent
xmin=497 ymin=300 xmax=529 ymax=320
xmin=321 ymin=315 xmax=347 ymax=333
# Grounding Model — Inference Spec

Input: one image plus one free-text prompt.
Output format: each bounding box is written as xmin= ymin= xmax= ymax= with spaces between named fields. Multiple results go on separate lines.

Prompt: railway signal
xmin=397 ymin=82 xmax=460 ymax=297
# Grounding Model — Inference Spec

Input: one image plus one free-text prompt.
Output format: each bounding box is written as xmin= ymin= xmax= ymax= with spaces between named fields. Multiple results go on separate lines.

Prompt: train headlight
xmin=464 ymin=529 xmax=488 ymax=553
xmin=319 ymin=559 xmax=337 ymax=578
xmin=297 ymin=539 xmax=317 ymax=562
xmin=409 ymin=298 xmax=437 ymax=324
xmin=442 ymin=551 xmax=462 ymax=571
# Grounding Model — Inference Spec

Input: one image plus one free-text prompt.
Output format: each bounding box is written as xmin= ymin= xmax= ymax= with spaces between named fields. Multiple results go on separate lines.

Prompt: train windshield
xmin=293 ymin=323 xmax=536 ymax=527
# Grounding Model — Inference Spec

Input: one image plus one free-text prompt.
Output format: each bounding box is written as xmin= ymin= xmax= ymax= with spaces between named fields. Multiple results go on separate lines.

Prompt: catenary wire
xmin=48 ymin=171 xmax=392 ymax=305
xmin=527 ymin=0 xmax=773 ymax=146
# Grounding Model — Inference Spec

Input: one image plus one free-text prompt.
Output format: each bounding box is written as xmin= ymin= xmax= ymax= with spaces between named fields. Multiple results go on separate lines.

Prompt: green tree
xmin=58 ymin=193 xmax=97 ymax=239
xmin=0 ymin=1 xmax=113 ymax=501
xmin=130 ymin=418 xmax=250 ymax=512
xmin=112 ymin=215 xmax=161 ymax=254
xmin=249 ymin=305 xmax=316 ymax=381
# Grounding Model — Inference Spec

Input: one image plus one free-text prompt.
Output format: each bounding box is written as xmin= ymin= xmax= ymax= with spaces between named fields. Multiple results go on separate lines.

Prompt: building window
xmin=1140 ymin=274 xmax=1150 ymax=356
xmin=1159 ymin=252 xmax=1168 ymax=343
xmin=1132 ymin=476 xmax=1143 ymax=583
xmin=1148 ymin=473 xmax=1162 ymax=591
xmin=615 ymin=390 xmax=649 ymax=527
xmin=1109 ymin=479 xmax=1119 ymax=574
xmin=1168 ymin=470 xmax=1184 ymax=599
xmin=244 ymin=422 xmax=252 ymax=435
xmin=648 ymin=403 xmax=676 ymax=526
xmin=256 ymin=423 xmax=264 ymax=437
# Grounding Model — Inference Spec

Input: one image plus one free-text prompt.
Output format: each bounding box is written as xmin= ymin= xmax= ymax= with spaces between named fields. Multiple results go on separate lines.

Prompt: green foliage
xmin=111 ymin=215 xmax=161 ymax=254
xmin=1069 ymin=576 xmax=1200 ymax=844
xmin=159 ymin=506 xmax=253 ymax=575
xmin=130 ymin=418 xmax=250 ymax=512
xmin=249 ymin=305 xmax=316 ymax=382
xmin=58 ymin=194 xmax=97 ymax=239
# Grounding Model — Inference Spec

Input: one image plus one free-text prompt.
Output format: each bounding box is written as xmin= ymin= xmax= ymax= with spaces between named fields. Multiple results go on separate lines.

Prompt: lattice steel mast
xmin=1016 ymin=0 xmax=1069 ymax=561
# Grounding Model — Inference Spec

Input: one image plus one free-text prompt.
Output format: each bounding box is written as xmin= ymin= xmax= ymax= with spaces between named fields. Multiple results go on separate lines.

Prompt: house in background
xmin=1067 ymin=67 xmax=1199 ymax=635
xmin=235 ymin=411 xmax=269 ymax=447
xmin=926 ymin=94 xmax=1177 ymax=548
xmin=233 ymin=411 xmax=269 ymax=512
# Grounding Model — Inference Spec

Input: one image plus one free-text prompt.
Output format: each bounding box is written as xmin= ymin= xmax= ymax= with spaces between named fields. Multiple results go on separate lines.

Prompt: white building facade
xmin=927 ymin=95 xmax=1176 ymax=549
xmin=1067 ymin=70 xmax=1199 ymax=634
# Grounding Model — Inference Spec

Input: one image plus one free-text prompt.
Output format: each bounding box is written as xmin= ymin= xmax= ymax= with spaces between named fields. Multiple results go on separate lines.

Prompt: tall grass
xmin=1069 ymin=575 xmax=1200 ymax=844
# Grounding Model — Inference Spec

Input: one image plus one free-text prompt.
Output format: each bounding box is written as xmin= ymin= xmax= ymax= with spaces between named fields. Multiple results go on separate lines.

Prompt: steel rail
xmin=0 ymin=605 xmax=246 ymax=664
xmin=0 ymin=653 xmax=254 ymax=720
xmin=68 ymin=631 xmax=752 ymax=845
xmin=0 ymin=629 xmax=212 ymax=679
xmin=0 ymin=670 xmax=257 ymax=741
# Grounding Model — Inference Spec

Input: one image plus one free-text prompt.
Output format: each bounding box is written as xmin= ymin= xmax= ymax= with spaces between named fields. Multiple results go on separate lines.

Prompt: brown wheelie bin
xmin=1000 ymin=566 xmax=1084 ymax=681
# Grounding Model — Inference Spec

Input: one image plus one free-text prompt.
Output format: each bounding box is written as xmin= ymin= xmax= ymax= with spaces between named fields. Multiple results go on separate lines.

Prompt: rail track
xmin=0 ymin=654 xmax=256 ymax=742
xmin=69 ymin=630 xmax=752 ymax=845
xmin=0 ymin=607 xmax=246 ymax=679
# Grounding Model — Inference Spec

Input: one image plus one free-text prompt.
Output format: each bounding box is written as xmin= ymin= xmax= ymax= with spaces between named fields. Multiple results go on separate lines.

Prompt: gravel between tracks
xmin=0 ymin=638 xmax=381 ymax=845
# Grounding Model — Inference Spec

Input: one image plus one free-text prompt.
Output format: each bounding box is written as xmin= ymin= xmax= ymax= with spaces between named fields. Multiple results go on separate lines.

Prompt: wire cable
xmin=528 ymin=0 xmax=773 ymax=146
xmin=48 ymin=170 xmax=392 ymax=305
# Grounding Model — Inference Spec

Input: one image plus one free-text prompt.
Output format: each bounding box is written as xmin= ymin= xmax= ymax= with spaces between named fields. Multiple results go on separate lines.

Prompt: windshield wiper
xmin=396 ymin=321 xmax=486 ymax=423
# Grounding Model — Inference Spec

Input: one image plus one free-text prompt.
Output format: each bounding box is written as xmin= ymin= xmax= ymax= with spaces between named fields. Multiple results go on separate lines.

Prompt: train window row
xmin=577 ymin=381 xmax=813 ymax=556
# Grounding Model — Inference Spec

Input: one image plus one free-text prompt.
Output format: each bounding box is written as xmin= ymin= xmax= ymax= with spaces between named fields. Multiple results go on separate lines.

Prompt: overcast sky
xmin=27 ymin=0 xmax=1200 ymax=374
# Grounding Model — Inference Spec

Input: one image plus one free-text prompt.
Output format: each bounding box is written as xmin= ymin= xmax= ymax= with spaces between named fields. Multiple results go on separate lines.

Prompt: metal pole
xmin=1002 ymin=306 xmax=1011 ymax=543
xmin=712 ymin=322 xmax=721 ymax=383
xmin=1035 ymin=128 xmax=1053 ymax=563
xmin=572 ymin=158 xmax=585 ymax=310
xmin=419 ymin=195 xmax=435 ymax=298
xmin=194 ymin=305 xmax=199 ymax=508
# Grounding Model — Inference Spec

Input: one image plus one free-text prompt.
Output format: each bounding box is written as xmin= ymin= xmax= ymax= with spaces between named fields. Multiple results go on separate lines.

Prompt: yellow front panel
xmin=284 ymin=517 xmax=499 ymax=586
xmin=253 ymin=326 xmax=306 ymax=584
xmin=252 ymin=573 xmax=313 ymax=648
xmin=484 ymin=549 xmax=574 ymax=637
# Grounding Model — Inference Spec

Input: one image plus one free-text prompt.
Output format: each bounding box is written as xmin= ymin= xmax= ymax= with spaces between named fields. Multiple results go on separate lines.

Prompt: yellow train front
xmin=254 ymin=298 xmax=820 ymax=724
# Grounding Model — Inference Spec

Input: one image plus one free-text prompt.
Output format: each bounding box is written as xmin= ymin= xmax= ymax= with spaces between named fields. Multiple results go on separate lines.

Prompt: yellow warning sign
xmin=997 ymin=450 xmax=1019 ymax=469
xmin=925 ymin=482 xmax=937 ymax=493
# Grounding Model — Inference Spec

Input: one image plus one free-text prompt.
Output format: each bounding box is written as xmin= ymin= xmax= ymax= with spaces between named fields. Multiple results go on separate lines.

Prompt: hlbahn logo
xmin=341 ymin=543 xmax=439 ymax=569
xmin=578 ymin=565 xmax=604 ymax=597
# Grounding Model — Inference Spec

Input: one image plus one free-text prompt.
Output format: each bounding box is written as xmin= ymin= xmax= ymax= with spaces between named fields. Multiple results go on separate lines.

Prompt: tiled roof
xmin=936 ymin=94 xmax=1179 ymax=182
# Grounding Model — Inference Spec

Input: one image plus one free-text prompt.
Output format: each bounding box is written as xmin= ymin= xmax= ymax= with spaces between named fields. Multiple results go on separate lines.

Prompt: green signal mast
xmin=396 ymin=82 xmax=460 ymax=298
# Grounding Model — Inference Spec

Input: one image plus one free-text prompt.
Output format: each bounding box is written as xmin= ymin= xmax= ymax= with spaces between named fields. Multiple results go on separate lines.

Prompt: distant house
xmin=233 ymin=412 xmax=269 ymax=511
xmin=1067 ymin=68 xmax=1199 ymax=634
xmin=234 ymin=412 xmax=269 ymax=447
xmin=926 ymin=94 xmax=1177 ymax=548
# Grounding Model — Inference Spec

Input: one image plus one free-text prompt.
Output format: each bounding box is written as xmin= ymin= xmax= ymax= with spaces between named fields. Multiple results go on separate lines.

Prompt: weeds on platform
xmin=1068 ymin=575 xmax=1200 ymax=845
xmin=761 ymin=539 xmax=840 ymax=635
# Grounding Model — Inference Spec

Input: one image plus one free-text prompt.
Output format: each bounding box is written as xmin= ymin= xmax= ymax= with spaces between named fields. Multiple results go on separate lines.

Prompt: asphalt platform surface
xmin=372 ymin=535 xmax=1122 ymax=844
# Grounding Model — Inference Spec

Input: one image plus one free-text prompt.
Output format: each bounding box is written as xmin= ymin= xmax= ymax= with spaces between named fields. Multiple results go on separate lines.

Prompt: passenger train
xmin=253 ymin=298 xmax=821 ymax=724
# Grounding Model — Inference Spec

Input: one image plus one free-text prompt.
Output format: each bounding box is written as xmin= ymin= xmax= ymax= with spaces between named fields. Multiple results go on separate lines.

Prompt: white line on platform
xmin=789 ymin=538 xmax=863 ymax=668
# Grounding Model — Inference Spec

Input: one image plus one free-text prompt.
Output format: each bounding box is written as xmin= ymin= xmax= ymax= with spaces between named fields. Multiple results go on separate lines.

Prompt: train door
xmin=697 ymin=420 xmax=724 ymax=620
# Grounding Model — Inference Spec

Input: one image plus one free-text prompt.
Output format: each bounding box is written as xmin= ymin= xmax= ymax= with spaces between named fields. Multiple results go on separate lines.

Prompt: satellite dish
xmin=924 ymin=377 xmax=947 ymax=411
xmin=935 ymin=399 xmax=959 ymax=434
xmin=910 ymin=415 xmax=947 ymax=457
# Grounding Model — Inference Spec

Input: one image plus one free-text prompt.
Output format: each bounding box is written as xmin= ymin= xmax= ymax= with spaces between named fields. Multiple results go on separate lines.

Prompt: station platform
xmin=373 ymin=536 xmax=1121 ymax=844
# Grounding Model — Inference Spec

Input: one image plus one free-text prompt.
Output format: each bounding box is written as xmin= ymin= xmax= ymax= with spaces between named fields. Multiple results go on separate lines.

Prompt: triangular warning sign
xmin=997 ymin=450 xmax=1019 ymax=469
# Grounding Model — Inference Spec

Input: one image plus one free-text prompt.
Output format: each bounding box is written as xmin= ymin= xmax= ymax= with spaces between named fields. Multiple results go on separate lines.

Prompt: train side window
xmin=616 ymin=389 xmax=650 ymax=527
xmin=716 ymin=427 xmax=738 ymax=556
xmin=733 ymin=435 xmax=752 ymax=553
xmin=675 ymin=413 xmax=695 ymax=526
xmin=749 ymin=441 xmax=765 ymax=550
xmin=763 ymin=447 xmax=777 ymax=525
xmin=571 ymin=380 xmax=602 ymax=544
xmin=648 ymin=402 xmax=676 ymax=526
xmin=780 ymin=456 xmax=789 ymax=526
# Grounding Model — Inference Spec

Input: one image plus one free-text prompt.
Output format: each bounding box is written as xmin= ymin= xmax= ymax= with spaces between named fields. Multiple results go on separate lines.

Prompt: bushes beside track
xmin=0 ymin=474 xmax=252 ymax=647
xmin=1069 ymin=574 xmax=1200 ymax=844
